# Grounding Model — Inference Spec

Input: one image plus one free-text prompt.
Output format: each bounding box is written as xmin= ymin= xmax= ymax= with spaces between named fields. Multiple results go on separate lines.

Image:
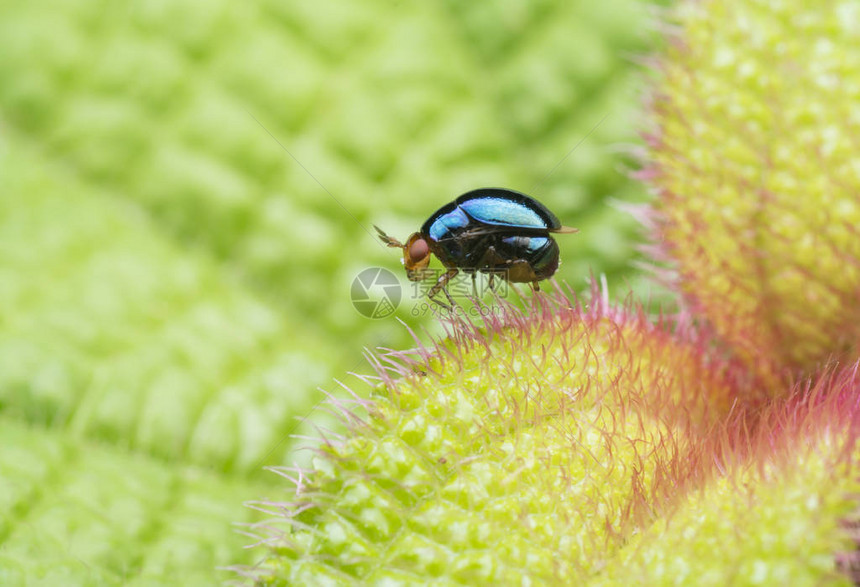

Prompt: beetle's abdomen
xmin=498 ymin=235 xmax=559 ymax=280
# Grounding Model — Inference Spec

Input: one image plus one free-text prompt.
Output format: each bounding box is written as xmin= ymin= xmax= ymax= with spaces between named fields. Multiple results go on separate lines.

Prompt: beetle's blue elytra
xmin=375 ymin=187 xmax=577 ymax=306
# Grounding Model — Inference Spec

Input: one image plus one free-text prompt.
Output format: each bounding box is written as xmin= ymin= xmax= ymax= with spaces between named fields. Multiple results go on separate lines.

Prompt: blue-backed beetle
xmin=375 ymin=187 xmax=577 ymax=306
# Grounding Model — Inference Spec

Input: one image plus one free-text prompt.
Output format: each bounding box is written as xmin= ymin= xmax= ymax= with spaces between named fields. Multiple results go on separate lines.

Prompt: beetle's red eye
xmin=408 ymin=238 xmax=429 ymax=263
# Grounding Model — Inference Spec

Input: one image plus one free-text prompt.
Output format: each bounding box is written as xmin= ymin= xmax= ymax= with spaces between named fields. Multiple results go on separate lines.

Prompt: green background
xmin=0 ymin=0 xmax=666 ymax=582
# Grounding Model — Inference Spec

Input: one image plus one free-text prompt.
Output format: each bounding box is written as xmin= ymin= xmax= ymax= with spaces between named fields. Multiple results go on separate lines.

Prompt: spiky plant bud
xmin=645 ymin=0 xmax=860 ymax=384
xmin=598 ymin=364 xmax=860 ymax=585
xmin=242 ymin=290 xmax=741 ymax=584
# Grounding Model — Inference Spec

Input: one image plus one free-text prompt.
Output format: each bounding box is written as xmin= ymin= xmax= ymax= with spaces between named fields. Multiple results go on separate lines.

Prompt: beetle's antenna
xmin=374 ymin=225 xmax=404 ymax=248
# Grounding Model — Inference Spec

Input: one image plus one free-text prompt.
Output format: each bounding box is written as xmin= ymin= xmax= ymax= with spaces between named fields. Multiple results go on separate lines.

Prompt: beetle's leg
xmin=471 ymin=272 xmax=478 ymax=297
xmin=471 ymin=245 xmax=507 ymax=290
xmin=531 ymin=281 xmax=540 ymax=292
xmin=428 ymin=268 xmax=458 ymax=309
